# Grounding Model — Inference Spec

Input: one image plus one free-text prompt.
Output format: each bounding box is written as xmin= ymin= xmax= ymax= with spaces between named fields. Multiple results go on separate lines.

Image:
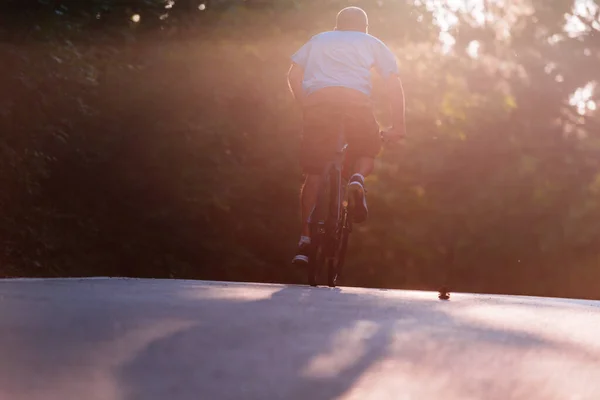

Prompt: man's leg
xmin=299 ymin=157 xmax=373 ymax=238
xmin=346 ymin=112 xmax=380 ymax=224
xmin=347 ymin=157 xmax=373 ymax=224
xmin=299 ymin=157 xmax=372 ymax=236
xmin=292 ymin=174 xmax=321 ymax=265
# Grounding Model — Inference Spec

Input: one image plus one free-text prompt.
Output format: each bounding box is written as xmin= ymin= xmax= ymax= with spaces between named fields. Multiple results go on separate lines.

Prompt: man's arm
xmin=386 ymin=74 xmax=406 ymax=137
xmin=287 ymin=63 xmax=305 ymax=107
xmin=372 ymin=39 xmax=406 ymax=140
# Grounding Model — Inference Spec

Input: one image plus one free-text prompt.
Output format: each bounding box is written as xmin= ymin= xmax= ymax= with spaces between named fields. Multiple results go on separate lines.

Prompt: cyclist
xmin=289 ymin=6 xmax=406 ymax=265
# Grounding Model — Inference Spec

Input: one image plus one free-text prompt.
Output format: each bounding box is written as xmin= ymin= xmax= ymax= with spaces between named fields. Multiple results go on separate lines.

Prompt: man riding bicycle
xmin=288 ymin=6 xmax=406 ymax=265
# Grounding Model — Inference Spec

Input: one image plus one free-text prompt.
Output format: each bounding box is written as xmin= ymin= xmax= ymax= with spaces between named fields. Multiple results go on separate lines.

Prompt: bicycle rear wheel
xmin=326 ymin=259 xmax=336 ymax=288
xmin=306 ymin=146 xmax=346 ymax=287
xmin=328 ymin=206 xmax=351 ymax=287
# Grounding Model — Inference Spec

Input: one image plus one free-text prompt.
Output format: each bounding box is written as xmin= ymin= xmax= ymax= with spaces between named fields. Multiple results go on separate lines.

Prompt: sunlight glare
xmin=587 ymin=100 xmax=597 ymax=111
xmin=565 ymin=0 xmax=600 ymax=36
xmin=302 ymin=320 xmax=379 ymax=378
xmin=565 ymin=12 xmax=588 ymax=36
xmin=423 ymin=0 xmax=528 ymax=52
xmin=183 ymin=284 xmax=282 ymax=302
xmin=439 ymin=31 xmax=456 ymax=53
xmin=467 ymin=40 xmax=480 ymax=58
xmin=472 ymin=8 xmax=486 ymax=25
xmin=548 ymin=34 xmax=564 ymax=45
xmin=569 ymin=82 xmax=597 ymax=115
xmin=544 ymin=62 xmax=557 ymax=74
xmin=575 ymin=0 xmax=599 ymax=19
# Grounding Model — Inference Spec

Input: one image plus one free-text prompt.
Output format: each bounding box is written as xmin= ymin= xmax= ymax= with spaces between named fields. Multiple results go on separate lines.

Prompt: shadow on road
xmin=1 ymin=279 xmax=599 ymax=400
xmin=113 ymin=283 xmax=595 ymax=400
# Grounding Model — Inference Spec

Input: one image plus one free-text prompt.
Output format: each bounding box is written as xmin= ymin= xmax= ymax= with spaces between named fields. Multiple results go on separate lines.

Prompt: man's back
xmin=291 ymin=31 xmax=399 ymax=98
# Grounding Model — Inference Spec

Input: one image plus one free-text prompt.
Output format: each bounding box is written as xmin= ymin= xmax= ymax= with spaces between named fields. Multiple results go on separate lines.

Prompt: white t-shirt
xmin=291 ymin=30 xmax=399 ymax=97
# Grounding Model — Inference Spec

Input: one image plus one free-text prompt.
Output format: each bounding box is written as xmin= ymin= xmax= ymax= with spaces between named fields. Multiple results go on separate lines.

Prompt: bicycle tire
xmin=325 ymin=163 xmax=343 ymax=287
xmin=306 ymin=140 xmax=348 ymax=288
xmin=327 ymin=258 xmax=337 ymax=287
xmin=307 ymin=167 xmax=332 ymax=287
xmin=336 ymin=209 xmax=352 ymax=280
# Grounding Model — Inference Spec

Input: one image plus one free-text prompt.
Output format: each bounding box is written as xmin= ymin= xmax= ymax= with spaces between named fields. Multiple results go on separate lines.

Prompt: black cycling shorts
xmin=300 ymin=87 xmax=381 ymax=175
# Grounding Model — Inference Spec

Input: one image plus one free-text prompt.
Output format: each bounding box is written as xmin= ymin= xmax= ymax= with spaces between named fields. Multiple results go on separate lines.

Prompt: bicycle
xmin=305 ymin=135 xmax=353 ymax=288
xmin=306 ymin=130 xmax=392 ymax=288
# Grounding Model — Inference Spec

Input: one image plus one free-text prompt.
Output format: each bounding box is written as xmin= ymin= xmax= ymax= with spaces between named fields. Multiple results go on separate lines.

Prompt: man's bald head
xmin=335 ymin=7 xmax=369 ymax=33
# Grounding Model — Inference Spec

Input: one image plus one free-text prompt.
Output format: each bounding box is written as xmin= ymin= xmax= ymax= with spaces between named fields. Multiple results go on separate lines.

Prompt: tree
xmin=2 ymin=0 xmax=600 ymax=299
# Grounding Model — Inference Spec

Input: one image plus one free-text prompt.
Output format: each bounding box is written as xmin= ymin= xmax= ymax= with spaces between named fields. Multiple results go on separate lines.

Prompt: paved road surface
xmin=1 ymin=278 xmax=600 ymax=400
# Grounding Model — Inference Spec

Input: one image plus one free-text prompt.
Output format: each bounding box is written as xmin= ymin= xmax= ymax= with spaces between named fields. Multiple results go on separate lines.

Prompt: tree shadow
xmin=114 ymin=283 xmax=599 ymax=400
xmin=1 ymin=279 xmax=599 ymax=400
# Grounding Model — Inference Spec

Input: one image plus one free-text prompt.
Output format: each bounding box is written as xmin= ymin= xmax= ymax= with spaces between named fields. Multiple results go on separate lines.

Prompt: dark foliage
xmin=2 ymin=0 xmax=600 ymax=299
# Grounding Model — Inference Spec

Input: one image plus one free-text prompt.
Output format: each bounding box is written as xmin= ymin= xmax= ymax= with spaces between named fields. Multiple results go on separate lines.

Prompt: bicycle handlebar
xmin=379 ymin=129 xmax=405 ymax=144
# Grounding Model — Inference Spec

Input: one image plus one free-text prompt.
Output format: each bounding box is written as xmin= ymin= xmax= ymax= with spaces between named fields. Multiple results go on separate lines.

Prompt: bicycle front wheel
xmin=308 ymin=224 xmax=325 ymax=287
xmin=334 ymin=208 xmax=352 ymax=286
